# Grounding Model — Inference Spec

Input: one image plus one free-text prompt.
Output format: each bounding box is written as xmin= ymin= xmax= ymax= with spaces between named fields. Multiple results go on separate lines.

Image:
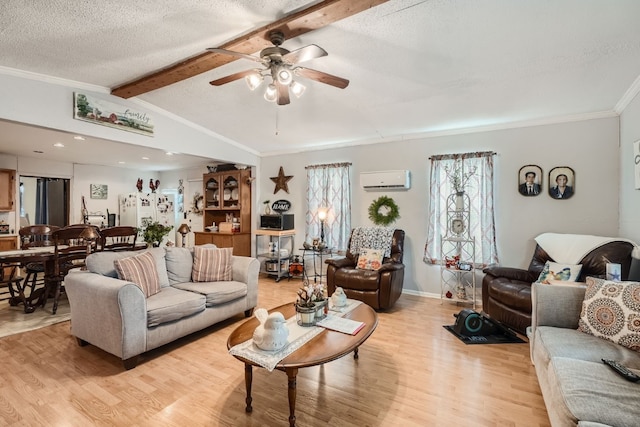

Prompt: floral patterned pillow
xmin=578 ymin=277 xmax=640 ymax=352
xmin=356 ymin=248 xmax=384 ymax=271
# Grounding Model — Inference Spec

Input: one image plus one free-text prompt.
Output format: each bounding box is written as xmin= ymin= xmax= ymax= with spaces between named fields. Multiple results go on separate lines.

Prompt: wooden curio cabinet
xmin=0 ymin=169 xmax=16 ymax=212
xmin=194 ymin=169 xmax=252 ymax=256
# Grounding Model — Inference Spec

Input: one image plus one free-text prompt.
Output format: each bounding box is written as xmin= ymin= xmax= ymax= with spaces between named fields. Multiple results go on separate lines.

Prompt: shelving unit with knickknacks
xmin=255 ymin=229 xmax=295 ymax=282
xmin=440 ymin=191 xmax=477 ymax=309
xmin=194 ymin=169 xmax=252 ymax=256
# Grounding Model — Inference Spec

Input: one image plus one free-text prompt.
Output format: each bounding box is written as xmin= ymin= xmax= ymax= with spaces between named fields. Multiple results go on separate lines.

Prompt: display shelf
xmin=440 ymin=237 xmax=476 ymax=308
xmin=440 ymin=191 xmax=476 ymax=308
xmin=256 ymin=229 xmax=295 ymax=282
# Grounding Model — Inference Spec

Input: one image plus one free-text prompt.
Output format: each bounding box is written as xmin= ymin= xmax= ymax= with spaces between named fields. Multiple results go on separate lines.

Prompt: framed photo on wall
xmin=548 ymin=167 xmax=575 ymax=199
xmin=518 ymin=165 xmax=543 ymax=197
xmin=90 ymin=184 xmax=108 ymax=199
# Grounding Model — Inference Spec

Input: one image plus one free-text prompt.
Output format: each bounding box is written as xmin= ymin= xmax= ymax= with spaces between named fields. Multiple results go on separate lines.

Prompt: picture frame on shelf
xmin=548 ymin=166 xmax=575 ymax=200
xmin=518 ymin=165 xmax=542 ymax=197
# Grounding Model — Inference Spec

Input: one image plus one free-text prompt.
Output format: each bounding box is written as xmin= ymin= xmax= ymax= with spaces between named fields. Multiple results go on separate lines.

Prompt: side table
xmin=301 ymin=247 xmax=332 ymax=284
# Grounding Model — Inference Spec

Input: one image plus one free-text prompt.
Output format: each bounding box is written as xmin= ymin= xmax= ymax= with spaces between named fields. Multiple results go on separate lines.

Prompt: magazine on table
xmin=316 ymin=315 xmax=365 ymax=335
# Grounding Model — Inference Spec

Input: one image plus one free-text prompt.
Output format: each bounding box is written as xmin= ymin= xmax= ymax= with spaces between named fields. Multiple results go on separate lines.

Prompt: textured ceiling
xmin=1 ymin=0 xmax=640 ymax=170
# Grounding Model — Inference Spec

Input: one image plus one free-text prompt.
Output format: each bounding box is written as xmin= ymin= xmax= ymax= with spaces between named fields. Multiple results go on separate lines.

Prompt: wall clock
xmin=450 ymin=218 xmax=466 ymax=236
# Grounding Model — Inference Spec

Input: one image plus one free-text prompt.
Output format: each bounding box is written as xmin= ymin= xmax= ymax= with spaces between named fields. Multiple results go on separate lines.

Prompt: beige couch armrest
xmin=530 ymin=282 xmax=586 ymax=363
xmin=232 ymin=256 xmax=260 ymax=309
xmin=65 ymin=271 xmax=148 ymax=360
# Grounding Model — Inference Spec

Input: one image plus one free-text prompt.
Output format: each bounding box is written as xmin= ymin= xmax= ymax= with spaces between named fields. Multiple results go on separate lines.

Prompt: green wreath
xmin=368 ymin=196 xmax=400 ymax=226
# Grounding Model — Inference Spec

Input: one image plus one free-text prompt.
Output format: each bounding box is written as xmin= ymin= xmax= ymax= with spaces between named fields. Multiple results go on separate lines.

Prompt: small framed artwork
xmin=518 ymin=165 xmax=543 ymax=197
xmin=90 ymin=184 xmax=108 ymax=199
xmin=548 ymin=167 xmax=575 ymax=199
xmin=634 ymin=139 xmax=640 ymax=189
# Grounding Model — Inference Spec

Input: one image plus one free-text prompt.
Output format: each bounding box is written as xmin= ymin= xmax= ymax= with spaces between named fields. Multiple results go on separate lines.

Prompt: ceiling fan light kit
xmin=208 ymin=30 xmax=349 ymax=105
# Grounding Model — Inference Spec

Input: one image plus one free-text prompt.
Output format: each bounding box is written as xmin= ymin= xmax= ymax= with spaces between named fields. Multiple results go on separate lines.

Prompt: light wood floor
xmin=0 ymin=277 xmax=550 ymax=426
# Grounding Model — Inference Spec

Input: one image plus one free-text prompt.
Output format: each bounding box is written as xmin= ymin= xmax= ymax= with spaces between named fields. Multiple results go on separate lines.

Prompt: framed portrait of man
xmin=518 ymin=165 xmax=542 ymax=197
xmin=548 ymin=167 xmax=575 ymax=199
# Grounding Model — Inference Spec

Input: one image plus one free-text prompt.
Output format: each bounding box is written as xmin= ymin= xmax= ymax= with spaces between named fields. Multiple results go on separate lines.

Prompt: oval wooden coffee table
xmin=227 ymin=302 xmax=378 ymax=427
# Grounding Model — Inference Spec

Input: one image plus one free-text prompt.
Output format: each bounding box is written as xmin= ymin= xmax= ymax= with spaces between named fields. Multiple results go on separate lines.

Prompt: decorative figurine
xmin=331 ymin=287 xmax=348 ymax=308
xmin=252 ymin=308 xmax=289 ymax=351
xmin=136 ymin=178 xmax=143 ymax=192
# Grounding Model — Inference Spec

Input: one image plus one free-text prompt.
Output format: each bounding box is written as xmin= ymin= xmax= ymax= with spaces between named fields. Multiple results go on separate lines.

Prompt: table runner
xmin=229 ymin=300 xmax=361 ymax=371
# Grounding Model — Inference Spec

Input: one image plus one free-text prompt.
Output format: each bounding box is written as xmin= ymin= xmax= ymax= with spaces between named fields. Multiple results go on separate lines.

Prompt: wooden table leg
xmin=244 ymin=363 xmax=253 ymax=413
xmin=354 ymin=346 xmax=359 ymax=359
xmin=286 ymin=367 xmax=299 ymax=427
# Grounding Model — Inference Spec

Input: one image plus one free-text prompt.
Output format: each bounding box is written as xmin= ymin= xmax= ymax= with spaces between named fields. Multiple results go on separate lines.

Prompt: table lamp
xmin=317 ymin=207 xmax=327 ymax=244
xmin=177 ymin=223 xmax=191 ymax=247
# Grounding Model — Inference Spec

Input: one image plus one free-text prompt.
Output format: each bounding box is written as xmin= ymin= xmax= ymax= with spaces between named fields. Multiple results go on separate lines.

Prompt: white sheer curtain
xmin=423 ymin=152 xmax=498 ymax=267
xmin=305 ymin=163 xmax=352 ymax=251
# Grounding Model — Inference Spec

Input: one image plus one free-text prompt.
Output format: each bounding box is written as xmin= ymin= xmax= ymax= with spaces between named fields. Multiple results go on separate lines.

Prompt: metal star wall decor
xmin=270 ymin=166 xmax=293 ymax=194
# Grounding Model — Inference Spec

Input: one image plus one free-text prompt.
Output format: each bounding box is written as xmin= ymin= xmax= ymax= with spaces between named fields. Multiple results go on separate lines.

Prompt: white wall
xmin=0 ymin=71 xmax=258 ymax=166
xmin=619 ymin=91 xmax=640 ymax=243
xmin=258 ymin=117 xmax=621 ymax=296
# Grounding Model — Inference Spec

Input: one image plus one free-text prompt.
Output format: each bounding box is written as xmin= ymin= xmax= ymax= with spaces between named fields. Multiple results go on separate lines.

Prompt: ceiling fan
xmin=207 ymin=30 xmax=349 ymax=105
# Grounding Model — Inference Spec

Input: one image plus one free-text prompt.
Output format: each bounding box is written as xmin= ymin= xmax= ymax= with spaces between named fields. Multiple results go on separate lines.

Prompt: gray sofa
xmin=530 ymin=282 xmax=640 ymax=427
xmin=65 ymin=246 xmax=259 ymax=369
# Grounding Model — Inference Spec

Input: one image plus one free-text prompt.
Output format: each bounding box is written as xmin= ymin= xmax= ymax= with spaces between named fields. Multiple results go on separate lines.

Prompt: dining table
xmin=0 ymin=246 xmax=58 ymax=313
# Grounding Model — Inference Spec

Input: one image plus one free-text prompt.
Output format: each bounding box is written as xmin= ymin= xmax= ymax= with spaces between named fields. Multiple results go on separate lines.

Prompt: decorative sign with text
xmin=271 ymin=199 xmax=291 ymax=213
xmin=74 ymin=93 xmax=154 ymax=136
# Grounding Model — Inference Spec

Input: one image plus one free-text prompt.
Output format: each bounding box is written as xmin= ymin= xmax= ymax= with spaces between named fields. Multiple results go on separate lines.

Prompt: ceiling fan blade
xmin=282 ymin=44 xmax=327 ymax=65
xmin=210 ymin=69 xmax=257 ymax=86
xmin=295 ymin=67 xmax=349 ymax=89
xmin=276 ymin=81 xmax=290 ymax=105
xmin=206 ymin=47 xmax=263 ymax=63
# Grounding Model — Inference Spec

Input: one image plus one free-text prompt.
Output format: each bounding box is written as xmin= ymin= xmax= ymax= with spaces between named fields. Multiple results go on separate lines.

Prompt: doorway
xmin=20 ymin=176 xmax=70 ymax=227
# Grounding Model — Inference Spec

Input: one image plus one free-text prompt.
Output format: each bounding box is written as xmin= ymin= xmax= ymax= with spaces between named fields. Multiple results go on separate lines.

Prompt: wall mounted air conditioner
xmin=360 ymin=170 xmax=411 ymax=191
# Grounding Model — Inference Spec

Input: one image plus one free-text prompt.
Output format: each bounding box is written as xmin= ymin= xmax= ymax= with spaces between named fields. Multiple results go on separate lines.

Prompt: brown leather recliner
xmin=482 ymin=240 xmax=635 ymax=334
xmin=326 ymin=229 xmax=405 ymax=310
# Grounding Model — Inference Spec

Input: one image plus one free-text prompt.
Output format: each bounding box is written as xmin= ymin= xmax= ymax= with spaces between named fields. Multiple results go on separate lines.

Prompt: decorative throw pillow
xmin=536 ymin=261 xmax=582 ymax=284
xmin=192 ymin=246 xmax=233 ymax=282
xmin=356 ymin=248 xmax=384 ymax=271
xmin=114 ymin=251 xmax=161 ymax=298
xmin=578 ymin=277 xmax=640 ymax=352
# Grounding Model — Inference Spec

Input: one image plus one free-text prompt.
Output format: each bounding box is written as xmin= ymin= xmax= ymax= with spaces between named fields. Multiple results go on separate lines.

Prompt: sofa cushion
xmin=578 ymin=277 xmax=640 ymax=352
xmin=192 ymin=246 xmax=232 ymax=282
xmin=146 ymin=286 xmax=206 ymax=327
xmin=356 ymin=248 xmax=384 ymax=270
xmin=534 ymin=326 xmax=640 ymax=368
xmin=536 ymin=261 xmax=582 ymax=283
xmin=172 ymin=280 xmax=247 ymax=306
xmin=165 ymin=246 xmax=194 ymax=284
xmin=86 ymin=247 xmax=170 ymax=288
xmin=114 ymin=251 xmax=161 ymax=298
xmin=548 ymin=357 xmax=640 ymax=427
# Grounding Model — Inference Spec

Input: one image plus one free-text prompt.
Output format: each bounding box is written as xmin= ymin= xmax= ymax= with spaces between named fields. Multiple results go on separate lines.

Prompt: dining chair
xmin=18 ymin=224 xmax=59 ymax=309
xmin=0 ymin=262 xmax=24 ymax=305
xmin=99 ymin=226 xmax=139 ymax=251
xmin=46 ymin=225 xmax=100 ymax=314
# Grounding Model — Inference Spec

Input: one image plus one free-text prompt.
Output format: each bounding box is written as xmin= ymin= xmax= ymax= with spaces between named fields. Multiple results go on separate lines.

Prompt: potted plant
xmin=142 ymin=221 xmax=173 ymax=247
xmin=312 ymin=283 xmax=328 ymax=320
xmin=296 ymin=283 xmax=317 ymax=326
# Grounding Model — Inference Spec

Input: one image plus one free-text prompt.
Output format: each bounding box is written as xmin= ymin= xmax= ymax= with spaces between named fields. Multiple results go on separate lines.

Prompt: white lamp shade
xmin=290 ymin=81 xmax=306 ymax=98
xmin=264 ymin=84 xmax=277 ymax=102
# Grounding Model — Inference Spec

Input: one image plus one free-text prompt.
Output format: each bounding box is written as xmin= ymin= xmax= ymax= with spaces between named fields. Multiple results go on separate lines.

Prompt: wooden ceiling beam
xmin=111 ymin=0 xmax=390 ymax=99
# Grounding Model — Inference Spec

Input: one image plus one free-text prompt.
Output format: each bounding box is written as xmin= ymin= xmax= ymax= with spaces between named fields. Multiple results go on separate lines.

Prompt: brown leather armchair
xmin=326 ymin=229 xmax=405 ymax=310
xmin=482 ymin=240 xmax=634 ymax=334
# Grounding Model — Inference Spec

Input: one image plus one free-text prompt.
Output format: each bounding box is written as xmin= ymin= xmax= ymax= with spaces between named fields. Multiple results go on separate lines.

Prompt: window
xmin=423 ymin=152 xmax=498 ymax=267
xmin=305 ymin=163 xmax=352 ymax=251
